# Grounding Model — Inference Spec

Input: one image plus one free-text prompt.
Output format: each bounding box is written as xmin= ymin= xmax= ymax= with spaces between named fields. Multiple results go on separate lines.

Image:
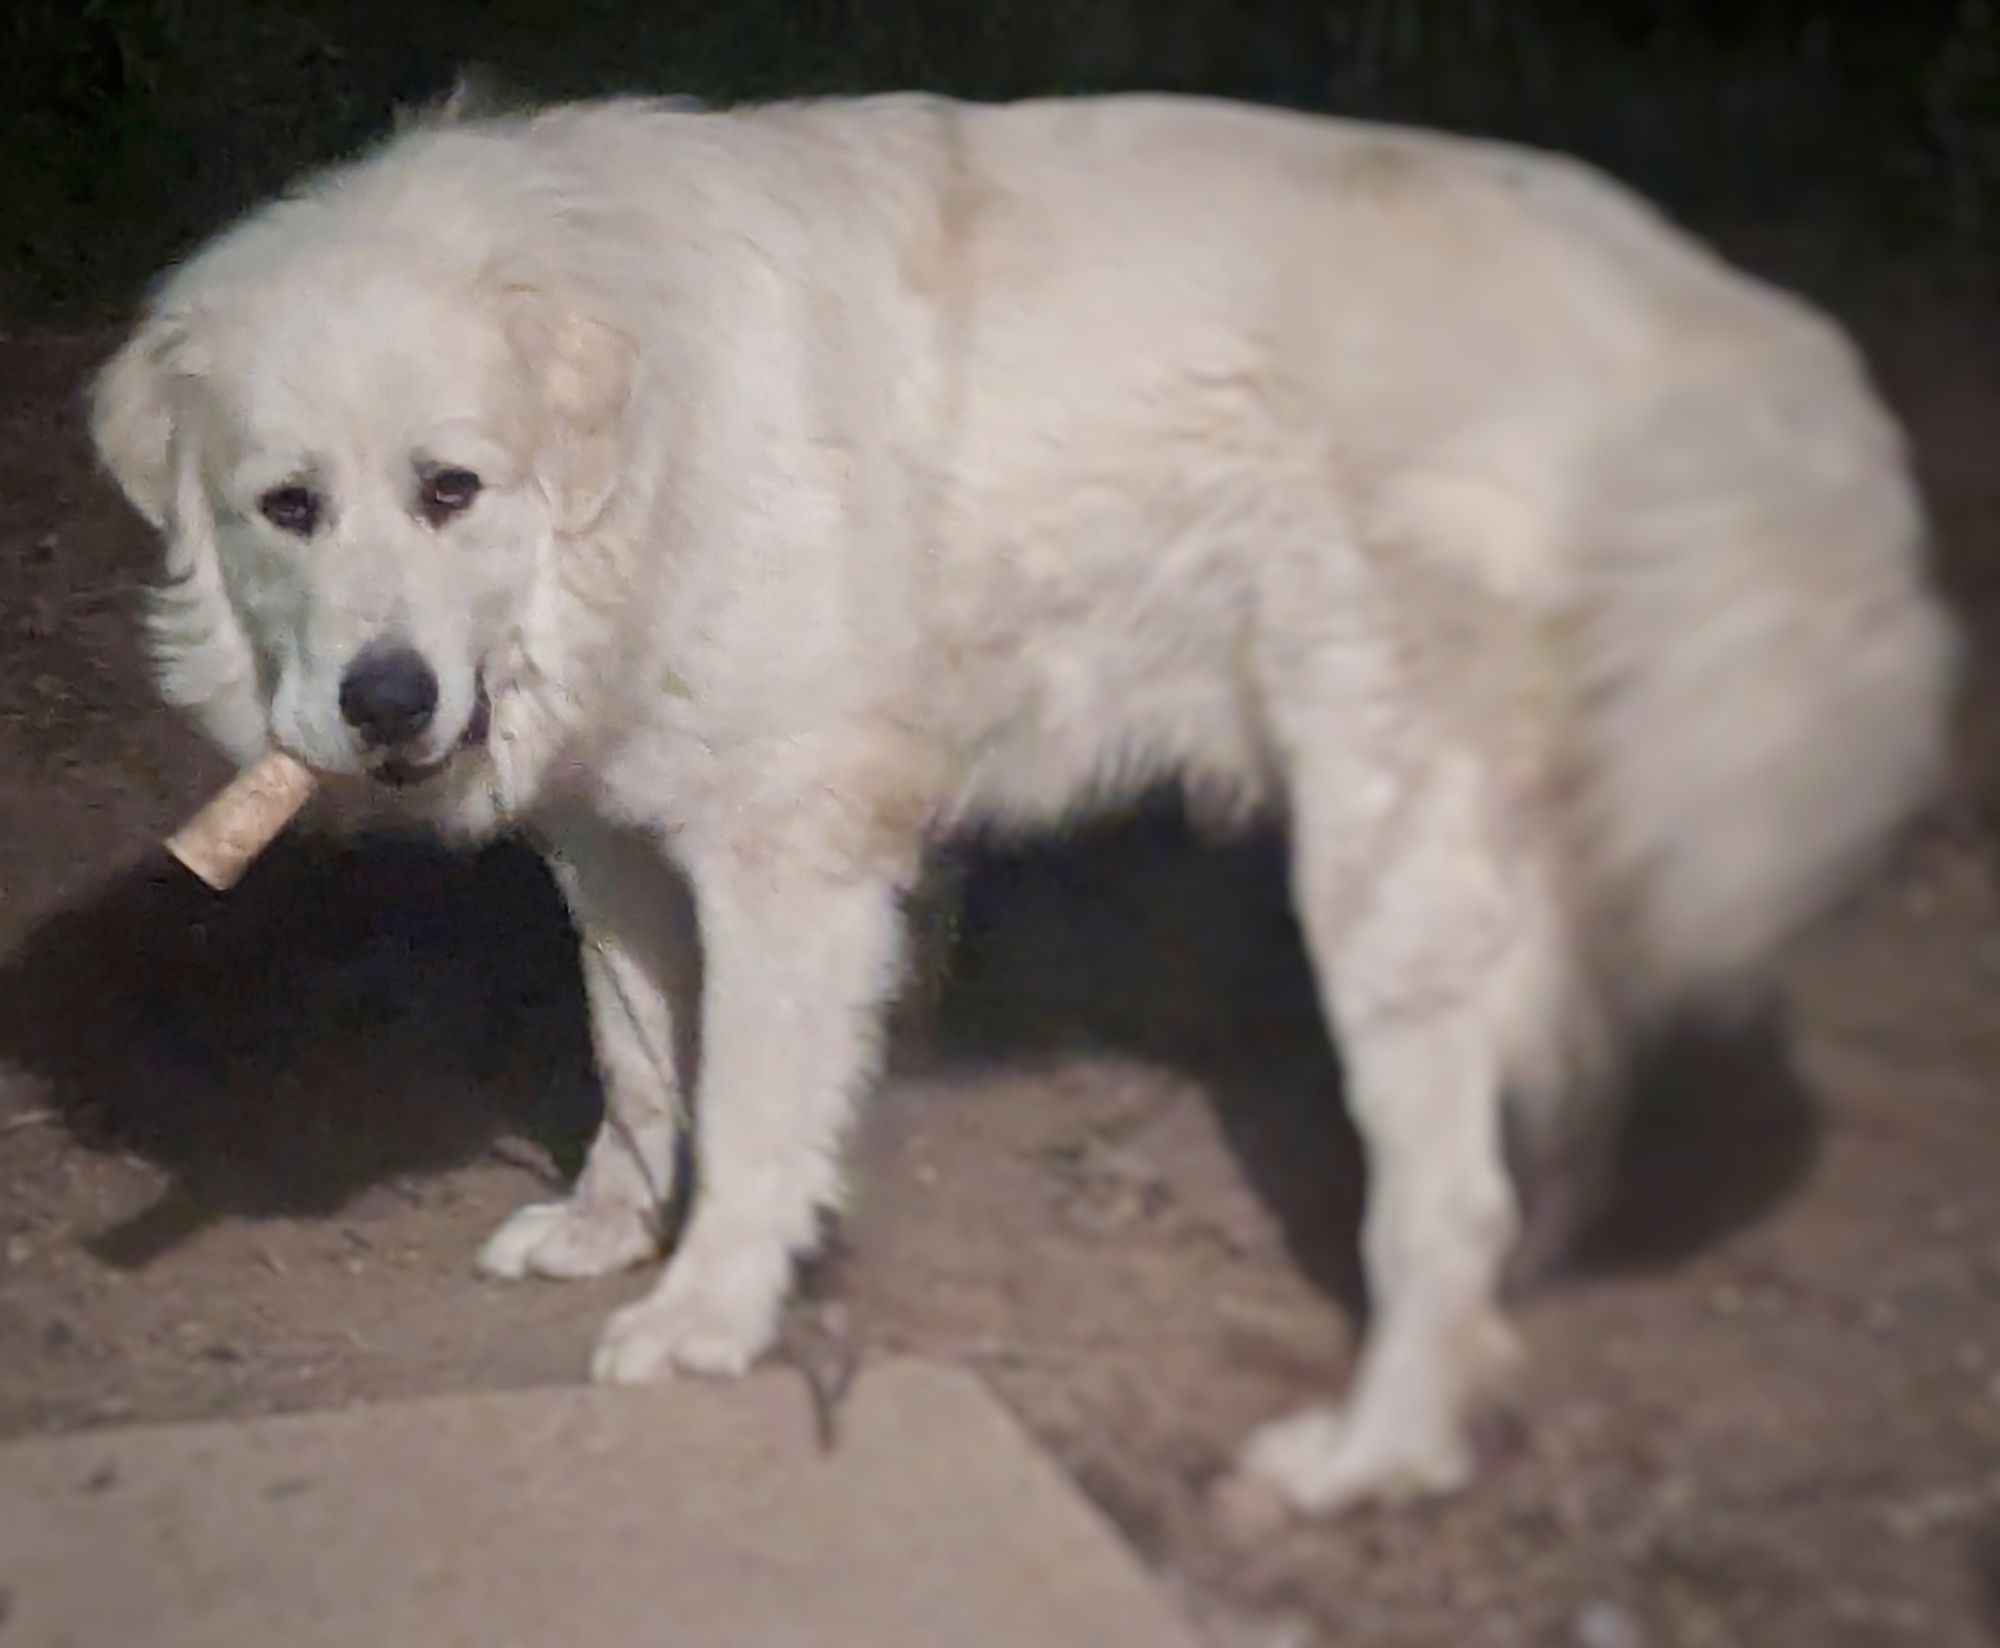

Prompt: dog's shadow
xmin=0 ymin=832 xmax=601 ymax=1268
xmin=930 ymin=800 xmax=1824 ymax=1312
xmin=0 ymin=802 xmax=1819 ymax=1297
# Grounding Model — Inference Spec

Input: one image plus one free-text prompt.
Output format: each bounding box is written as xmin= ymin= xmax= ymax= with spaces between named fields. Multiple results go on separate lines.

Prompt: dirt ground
xmin=3 ymin=254 xmax=1999 ymax=1648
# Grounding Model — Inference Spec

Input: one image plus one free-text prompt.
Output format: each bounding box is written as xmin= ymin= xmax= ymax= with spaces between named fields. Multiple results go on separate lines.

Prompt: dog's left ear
xmin=503 ymin=290 xmax=633 ymax=538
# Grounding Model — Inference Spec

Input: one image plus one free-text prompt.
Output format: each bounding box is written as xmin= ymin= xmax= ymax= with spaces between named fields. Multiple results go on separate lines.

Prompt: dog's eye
xmin=418 ymin=466 xmax=482 ymax=527
xmin=258 ymin=484 xmax=321 ymax=537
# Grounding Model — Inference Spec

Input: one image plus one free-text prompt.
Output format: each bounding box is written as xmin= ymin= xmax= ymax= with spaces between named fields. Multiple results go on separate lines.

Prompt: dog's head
xmin=89 ymin=132 xmax=631 ymax=812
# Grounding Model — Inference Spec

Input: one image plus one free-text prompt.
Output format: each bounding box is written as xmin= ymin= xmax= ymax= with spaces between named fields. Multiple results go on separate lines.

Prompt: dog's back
xmin=830 ymin=98 xmax=1957 ymax=1033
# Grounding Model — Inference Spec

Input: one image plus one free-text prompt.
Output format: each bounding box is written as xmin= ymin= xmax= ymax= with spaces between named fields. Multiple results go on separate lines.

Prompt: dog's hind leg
xmin=1238 ymin=724 xmax=1526 ymax=1516
xmin=479 ymin=813 xmax=695 ymax=1281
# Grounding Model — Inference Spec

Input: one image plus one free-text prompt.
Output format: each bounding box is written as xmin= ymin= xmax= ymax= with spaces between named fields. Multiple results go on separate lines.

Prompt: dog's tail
xmin=1499 ymin=316 xmax=1956 ymax=1274
xmin=1570 ymin=318 xmax=1958 ymax=1025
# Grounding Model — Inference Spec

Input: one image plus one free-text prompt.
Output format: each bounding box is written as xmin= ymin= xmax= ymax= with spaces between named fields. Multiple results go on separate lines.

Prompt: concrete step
xmin=0 ymin=1357 xmax=1202 ymax=1648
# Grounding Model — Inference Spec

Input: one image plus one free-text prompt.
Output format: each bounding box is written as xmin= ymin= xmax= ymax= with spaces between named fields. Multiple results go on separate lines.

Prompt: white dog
xmin=90 ymin=91 xmax=1956 ymax=1515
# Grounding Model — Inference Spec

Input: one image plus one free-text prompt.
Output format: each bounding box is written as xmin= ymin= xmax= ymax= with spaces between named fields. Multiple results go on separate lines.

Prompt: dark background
xmin=7 ymin=0 xmax=1998 ymax=322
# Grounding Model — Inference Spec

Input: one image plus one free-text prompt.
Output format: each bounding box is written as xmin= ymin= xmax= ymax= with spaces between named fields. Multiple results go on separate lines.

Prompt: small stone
xmin=1881 ymin=1482 xmax=1983 ymax=1539
xmin=1572 ymin=1599 xmax=1646 ymax=1648
xmin=1207 ymin=1470 xmax=1291 ymax=1549
xmin=1652 ymin=1474 xmax=1697 ymax=1517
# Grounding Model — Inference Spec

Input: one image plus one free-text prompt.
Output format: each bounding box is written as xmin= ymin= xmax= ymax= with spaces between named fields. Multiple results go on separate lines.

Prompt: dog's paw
xmin=476 ymin=1198 xmax=661 ymax=1282
xmin=1232 ymin=1400 xmax=1474 ymax=1519
xmin=1232 ymin=1309 xmax=1520 ymax=1518
xmin=589 ymin=1250 xmax=785 ymax=1383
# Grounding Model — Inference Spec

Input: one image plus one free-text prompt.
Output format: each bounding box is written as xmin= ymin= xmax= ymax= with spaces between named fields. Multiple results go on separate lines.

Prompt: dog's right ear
xmin=88 ymin=314 xmax=269 ymax=764
xmin=88 ymin=317 xmax=191 ymax=530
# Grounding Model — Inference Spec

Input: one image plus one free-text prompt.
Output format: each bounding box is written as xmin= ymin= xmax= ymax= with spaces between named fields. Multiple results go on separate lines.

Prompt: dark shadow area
xmin=1973 ymin=1517 xmax=2000 ymax=1645
xmin=929 ymin=801 xmax=1368 ymax=1309
xmin=9 ymin=3 xmax=1993 ymax=325
xmin=0 ymin=795 xmax=1822 ymax=1293
xmin=0 ymin=830 xmax=600 ymax=1268
xmin=1579 ymin=1017 xmax=1820 ymax=1276
xmin=929 ymin=799 xmax=1823 ymax=1314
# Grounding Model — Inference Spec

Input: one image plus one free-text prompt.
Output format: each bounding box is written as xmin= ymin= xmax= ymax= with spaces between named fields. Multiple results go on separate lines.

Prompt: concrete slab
xmin=0 ymin=1358 xmax=1203 ymax=1648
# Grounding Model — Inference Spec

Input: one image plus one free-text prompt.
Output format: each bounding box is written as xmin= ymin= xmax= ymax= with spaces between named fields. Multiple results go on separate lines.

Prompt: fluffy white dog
xmin=91 ymin=90 xmax=1955 ymax=1514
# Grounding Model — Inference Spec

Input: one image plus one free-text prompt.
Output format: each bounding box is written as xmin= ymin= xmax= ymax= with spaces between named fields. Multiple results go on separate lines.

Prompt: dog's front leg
xmin=591 ymin=824 xmax=910 ymax=1382
xmin=479 ymin=812 xmax=696 ymax=1281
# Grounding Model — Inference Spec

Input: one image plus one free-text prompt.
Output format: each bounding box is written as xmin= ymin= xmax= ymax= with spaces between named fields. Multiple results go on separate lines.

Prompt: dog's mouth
xmin=374 ymin=681 xmax=491 ymax=789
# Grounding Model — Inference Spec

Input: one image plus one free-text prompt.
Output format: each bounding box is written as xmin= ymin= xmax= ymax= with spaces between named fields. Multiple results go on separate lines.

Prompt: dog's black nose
xmin=339 ymin=645 xmax=439 ymax=748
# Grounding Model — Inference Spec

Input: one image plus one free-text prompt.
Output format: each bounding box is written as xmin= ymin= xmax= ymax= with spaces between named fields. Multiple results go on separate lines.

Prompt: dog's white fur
xmin=91 ymin=92 xmax=1956 ymax=1514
